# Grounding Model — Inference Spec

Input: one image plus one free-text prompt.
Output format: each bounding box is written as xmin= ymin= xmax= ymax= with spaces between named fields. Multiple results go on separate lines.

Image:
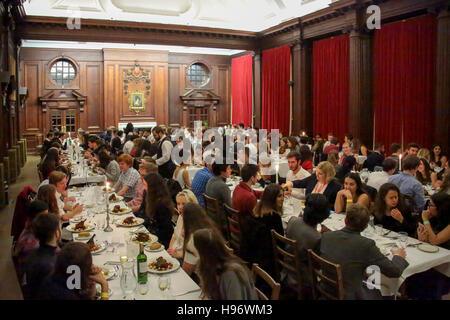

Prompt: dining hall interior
xmin=0 ymin=0 xmax=449 ymax=302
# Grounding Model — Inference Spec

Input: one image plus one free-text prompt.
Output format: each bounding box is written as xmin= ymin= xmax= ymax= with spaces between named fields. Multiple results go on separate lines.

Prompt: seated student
xmin=143 ymin=172 xmax=174 ymax=248
xmin=127 ymin=162 xmax=158 ymax=214
xmin=39 ymin=148 xmax=60 ymax=180
xmin=48 ymin=172 xmax=83 ymax=221
xmin=167 ymin=190 xmax=198 ymax=261
xmin=41 ymin=132 xmax=54 ymax=157
xmin=285 ymin=194 xmax=330 ymax=293
xmin=416 ymin=158 xmax=438 ymax=187
xmin=39 ymin=242 xmax=109 ymax=300
xmin=114 ymin=154 xmax=141 ymax=202
xmin=320 ymin=204 xmax=409 ymax=300
xmin=285 ymin=151 xmax=311 ymax=200
xmin=95 ymin=150 xmax=120 ymax=184
xmin=181 ymin=203 xmax=221 ymax=278
xmin=173 ymin=159 xmax=191 ymax=189
xmin=299 ymin=145 xmax=314 ymax=173
xmin=430 ymin=144 xmax=448 ymax=169
xmin=283 ymin=161 xmax=342 ymax=206
xmin=404 ymin=142 xmax=420 ymax=157
xmin=191 ymin=162 xmax=213 ymax=207
xmin=13 ymin=201 xmax=49 ymax=286
xmin=365 ymin=143 xmax=385 ymax=172
xmin=323 ymin=137 xmax=340 ymax=155
xmin=373 ymin=183 xmax=417 ymax=236
xmin=417 ymin=193 xmax=450 ymax=250
xmin=241 ymin=184 xmax=284 ymax=278
xmin=367 ymin=158 xmax=397 ymax=191
xmin=194 ymin=228 xmax=258 ymax=300
xmin=232 ymin=164 xmax=264 ymax=220
xmin=22 ymin=213 xmax=61 ymax=300
xmin=334 ymin=173 xmax=371 ymax=214
xmin=205 ymin=162 xmax=232 ymax=207
xmin=389 ymin=155 xmax=426 ymax=211
xmin=85 ymin=135 xmax=104 ymax=160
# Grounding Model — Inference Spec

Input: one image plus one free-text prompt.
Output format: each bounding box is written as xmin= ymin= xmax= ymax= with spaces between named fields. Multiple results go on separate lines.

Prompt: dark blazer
xmin=320 ymin=227 xmax=409 ymax=300
xmin=291 ymin=174 xmax=341 ymax=206
xmin=111 ymin=136 xmax=122 ymax=155
xmin=365 ymin=151 xmax=384 ymax=172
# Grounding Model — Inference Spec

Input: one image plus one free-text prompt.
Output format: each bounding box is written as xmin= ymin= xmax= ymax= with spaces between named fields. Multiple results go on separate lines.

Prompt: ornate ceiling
xmin=23 ymin=0 xmax=333 ymax=32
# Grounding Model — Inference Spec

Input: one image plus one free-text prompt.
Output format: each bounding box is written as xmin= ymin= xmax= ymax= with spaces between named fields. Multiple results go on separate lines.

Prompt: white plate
xmin=73 ymin=232 xmax=95 ymax=241
xmin=132 ymin=233 xmax=158 ymax=245
xmin=417 ymin=244 xmax=439 ymax=253
xmin=66 ymin=223 xmax=95 ymax=233
xmin=144 ymin=243 xmax=165 ymax=253
xmin=110 ymin=205 xmax=132 ymax=215
xmin=101 ymin=267 xmax=117 ymax=281
xmin=90 ymin=241 xmax=107 ymax=255
xmin=116 ymin=217 xmax=145 ymax=227
xmin=147 ymin=257 xmax=180 ymax=274
xmin=70 ymin=216 xmax=86 ymax=224
xmin=108 ymin=194 xmax=123 ymax=202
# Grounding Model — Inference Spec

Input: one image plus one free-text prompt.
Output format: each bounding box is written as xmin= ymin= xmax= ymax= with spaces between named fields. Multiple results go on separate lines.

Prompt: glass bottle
xmin=137 ymin=243 xmax=148 ymax=285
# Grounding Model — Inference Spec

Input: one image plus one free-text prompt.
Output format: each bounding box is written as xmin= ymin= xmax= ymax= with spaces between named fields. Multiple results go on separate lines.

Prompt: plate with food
xmin=87 ymin=235 xmax=106 ymax=255
xmin=132 ymin=232 xmax=158 ymax=245
xmin=148 ymin=256 xmax=180 ymax=274
xmin=70 ymin=215 xmax=86 ymax=224
xmin=108 ymin=193 xmax=123 ymax=202
xmin=66 ymin=220 xmax=95 ymax=233
xmin=110 ymin=204 xmax=131 ymax=215
xmin=95 ymin=285 xmax=113 ymax=300
xmin=73 ymin=231 xmax=94 ymax=241
xmin=144 ymin=242 xmax=165 ymax=253
xmin=101 ymin=267 xmax=117 ymax=281
xmin=116 ymin=216 xmax=144 ymax=227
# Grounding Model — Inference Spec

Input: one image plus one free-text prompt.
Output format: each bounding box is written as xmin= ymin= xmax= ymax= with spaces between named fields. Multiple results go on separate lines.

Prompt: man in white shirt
xmin=285 ymin=151 xmax=311 ymax=199
xmin=323 ymin=132 xmax=340 ymax=149
xmin=152 ymin=126 xmax=175 ymax=179
xmin=367 ymin=158 xmax=397 ymax=191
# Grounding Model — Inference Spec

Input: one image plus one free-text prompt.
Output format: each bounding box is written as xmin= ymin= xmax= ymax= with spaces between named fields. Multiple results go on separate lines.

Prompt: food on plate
xmin=112 ymin=205 xmax=121 ymax=213
xmin=74 ymin=220 xmax=87 ymax=231
xmin=78 ymin=232 xmax=91 ymax=238
xmin=122 ymin=217 xmax=137 ymax=225
xmin=149 ymin=257 xmax=173 ymax=271
xmin=87 ymin=235 xmax=100 ymax=252
xmin=134 ymin=232 xmax=150 ymax=243
xmin=109 ymin=194 xmax=118 ymax=201
xmin=102 ymin=269 xmax=109 ymax=276
xmin=149 ymin=242 xmax=162 ymax=250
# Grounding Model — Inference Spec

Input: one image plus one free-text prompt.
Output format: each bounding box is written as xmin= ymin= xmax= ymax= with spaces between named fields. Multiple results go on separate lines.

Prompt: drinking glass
xmin=138 ymin=282 xmax=148 ymax=295
xmin=120 ymin=261 xmax=137 ymax=299
xmin=158 ymin=276 xmax=170 ymax=299
xmin=397 ymin=232 xmax=408 ymax=249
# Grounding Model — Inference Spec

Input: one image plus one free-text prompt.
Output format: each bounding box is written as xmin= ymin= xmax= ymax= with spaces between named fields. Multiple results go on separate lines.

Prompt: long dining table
xmin=65 ymin=185 xmax=201 ymax=300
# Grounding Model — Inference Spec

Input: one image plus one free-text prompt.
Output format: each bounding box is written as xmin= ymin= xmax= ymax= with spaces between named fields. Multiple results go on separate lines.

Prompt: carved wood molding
xmin=38 ymin=89 xmax=86 ymax=113
xmin=123 ymin=62 xmax=151 ymax=95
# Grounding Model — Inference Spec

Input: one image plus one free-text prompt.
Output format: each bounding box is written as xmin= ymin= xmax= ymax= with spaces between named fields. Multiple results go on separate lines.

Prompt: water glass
xmin=158 ymin=276 xmax=170 ymax=299
xmin=138 ymin=282 xmax=149 ymax=295
xmin=374 ymin=224 xmax=384 ymax=236
xmin=397 ymin=232 xmax=408 ymax=249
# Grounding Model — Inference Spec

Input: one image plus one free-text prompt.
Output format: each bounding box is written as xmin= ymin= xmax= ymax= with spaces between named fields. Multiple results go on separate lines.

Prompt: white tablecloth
xmin=69 ymin=163 xmax=107 ymax=186
xmin=68 ymin=187 xmax=201 ymax=300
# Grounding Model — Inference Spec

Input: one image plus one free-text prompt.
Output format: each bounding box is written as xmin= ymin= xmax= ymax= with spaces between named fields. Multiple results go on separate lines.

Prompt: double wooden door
xmin=188 ymin=106 xmax=209 ymax=128
xmin=50 ymin=109 xmax=78 ymax=133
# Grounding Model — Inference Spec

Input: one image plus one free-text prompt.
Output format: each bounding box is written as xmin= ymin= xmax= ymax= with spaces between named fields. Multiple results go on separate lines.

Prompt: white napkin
xmin=170 ymin=271 xmax=201 ymax=297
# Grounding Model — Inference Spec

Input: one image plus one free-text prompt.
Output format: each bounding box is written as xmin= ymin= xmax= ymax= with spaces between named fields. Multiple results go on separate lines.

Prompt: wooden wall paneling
xmin=434 ymin=7 xmax=450 ymax=154
xmin=86 ymin=63 xmax=103 ymax=131
xmin=22 ymin=62 xmax=41 ymax=149
xmin=168 ymin=64 xmax=181 ymax=126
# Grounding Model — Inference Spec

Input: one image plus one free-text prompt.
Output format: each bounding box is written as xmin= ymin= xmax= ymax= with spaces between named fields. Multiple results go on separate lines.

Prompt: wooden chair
xmin=203 ymin=194 xmax=228 ymax=240
xmin=307 ymin=249 xmax=344 ymax=300
xmin=252 ymin=263 xmax=281 ymax=300
xmin=271 ymin=230 xmax=304 ymax=299
xmin=223 ymin=204 xmax=241 ymax=253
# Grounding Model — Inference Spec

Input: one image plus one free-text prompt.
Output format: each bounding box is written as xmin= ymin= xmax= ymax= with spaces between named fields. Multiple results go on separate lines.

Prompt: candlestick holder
xmin=103 ymin=189 xmax=113 ymax=232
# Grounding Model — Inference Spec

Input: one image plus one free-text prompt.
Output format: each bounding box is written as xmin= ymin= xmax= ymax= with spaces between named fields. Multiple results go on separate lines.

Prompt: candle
xmin=275 ymin=163 xmax=279 ymax=184
xmin=399 ymin=154 xmax=402 ymax=171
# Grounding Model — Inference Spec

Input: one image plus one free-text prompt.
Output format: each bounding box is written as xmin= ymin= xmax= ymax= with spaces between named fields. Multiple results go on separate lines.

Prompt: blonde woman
xmin=167 ymin=190 xmax=198 ymax=260
xmin=283 ymin=161 xmax=342 ymax=206
xmin=417 ymin=148 xmax=431 ymax=162
xmin=173 ymin=161 xmax=191 ymax=189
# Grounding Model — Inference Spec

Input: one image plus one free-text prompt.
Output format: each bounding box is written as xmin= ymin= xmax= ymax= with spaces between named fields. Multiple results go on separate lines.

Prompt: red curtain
xmin=313 ymin=34 xmax=350 ymax=142
xmin=262 ymin=45 xmax=291 ymax=135
xmin=231 ymin=55 xmax=253 ymax=127
xmin=374 ymin=14 xmax=437 ymax=150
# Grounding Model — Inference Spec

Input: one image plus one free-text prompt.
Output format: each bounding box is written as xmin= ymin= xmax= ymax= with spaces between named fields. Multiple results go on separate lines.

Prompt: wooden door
xmin=50 ymin=109 xmax=78 ymax=133
xmin=188 ymin=106 xmax=209 ymax=128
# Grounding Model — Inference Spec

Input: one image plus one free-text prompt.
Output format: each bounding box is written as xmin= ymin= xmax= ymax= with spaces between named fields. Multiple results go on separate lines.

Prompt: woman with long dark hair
xmin=334 ymin=172 xmax=370 ymax=213
xmin=373 ymin=183 xmax=417 ymax=236
xmin=416 ymin=158 xmax=438 ymax=187
xmin=96 ymin=150 xmax=120 ymax=184
xmin=417 ymin=193 xmax=450 ymax=249
xmin=241 ymin=184 xmax=284 ymax=277
xmin=40 ymin=242 xmax=108 ymax=300
xmin=181 ymin=203 xmax=220 ymax=276
xmin=430 ymin=144 xmax=447 ymax=169
xmin=194 ymin=228 xmax=258 ymax=300
xmin=299 ymin=145 xmax=314 ymax=173
xmin=279 ymin=137 xmax=289 ymax=156
xmin=39 ymin=148 xmax=60 ymax=180
xmin=37 ymin=184 xmax=59 ymax=215
xmin=143 ymin=172 xmax=174 ymax=248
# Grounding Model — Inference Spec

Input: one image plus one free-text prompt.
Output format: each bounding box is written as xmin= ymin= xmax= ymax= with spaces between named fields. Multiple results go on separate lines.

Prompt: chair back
xmin=223 ymin=204 xmax=241 ymax=253
xmin=307 ymin=249 xmax=344 ymax=300
xmin=252 ymin=263 xmax=281 ymax=300
xmin=271 ymin=230 xmax=303 ymax=299
xmin=203 ymin=194 xmax=228 ymax=239
xmin=11 ymin=186 xmax=37 ymax=241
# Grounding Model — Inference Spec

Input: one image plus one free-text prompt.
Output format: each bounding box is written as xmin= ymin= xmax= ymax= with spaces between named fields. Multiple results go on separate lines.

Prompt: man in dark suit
xmin=320 ymin=204 xmax=409 ymax=300
xmin=365 ymin=142 xmax=385 ymax=171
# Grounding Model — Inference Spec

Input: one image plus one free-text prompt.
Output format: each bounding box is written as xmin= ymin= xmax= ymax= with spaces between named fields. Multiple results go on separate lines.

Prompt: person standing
xmin=152 ymin=126 xmax=176 ymax=179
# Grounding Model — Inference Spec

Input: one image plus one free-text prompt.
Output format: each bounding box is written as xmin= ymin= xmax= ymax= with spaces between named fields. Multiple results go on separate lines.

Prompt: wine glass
xmin=158 ymin=276 xmax=170 ymax=299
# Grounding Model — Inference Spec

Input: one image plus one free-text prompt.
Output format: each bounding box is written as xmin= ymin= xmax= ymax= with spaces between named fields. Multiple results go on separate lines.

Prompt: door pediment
xmin=180 ymin=89 xmax=220 ymax=107
xmin=39 ymin=89 xmax=87 ymax=112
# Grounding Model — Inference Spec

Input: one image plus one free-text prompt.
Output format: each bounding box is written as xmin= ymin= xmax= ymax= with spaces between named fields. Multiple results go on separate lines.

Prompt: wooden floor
xmin=0 ymin=155 xmax=40 ymax=300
